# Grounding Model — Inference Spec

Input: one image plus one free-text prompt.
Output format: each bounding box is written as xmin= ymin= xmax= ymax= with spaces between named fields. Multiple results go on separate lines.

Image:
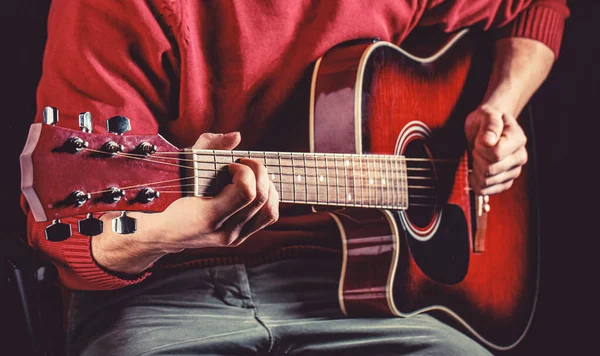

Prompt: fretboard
xmin=187 ymin=149 xmax=409 ymax=210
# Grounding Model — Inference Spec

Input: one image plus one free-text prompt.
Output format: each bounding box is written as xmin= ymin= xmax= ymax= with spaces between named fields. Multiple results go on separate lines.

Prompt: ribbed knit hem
xmin=30 ymin=218 xmax=150 ymax=290
xmin=496 ymin=4 xmax=568 ymax=58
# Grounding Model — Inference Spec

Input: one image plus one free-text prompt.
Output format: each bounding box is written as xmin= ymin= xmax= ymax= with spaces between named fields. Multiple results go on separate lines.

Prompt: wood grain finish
xmin=311 ymin=31 xmax=539 ymax=350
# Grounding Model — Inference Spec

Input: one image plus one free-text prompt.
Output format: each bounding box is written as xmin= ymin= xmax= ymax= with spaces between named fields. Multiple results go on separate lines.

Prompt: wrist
xmin=90 ymin=211 xmax=169 ymax=276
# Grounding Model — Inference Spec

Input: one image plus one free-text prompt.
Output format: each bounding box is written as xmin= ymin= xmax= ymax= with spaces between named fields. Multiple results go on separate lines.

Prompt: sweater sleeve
xmin=27 ymin=0 xmax=180 ymax=290
xmin=421 ymin=0 xmax=570 ymax=58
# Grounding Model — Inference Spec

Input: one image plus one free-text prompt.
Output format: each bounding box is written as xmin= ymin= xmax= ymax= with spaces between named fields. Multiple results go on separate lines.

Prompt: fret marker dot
xmin=320 ymin=175 xmax=324 ymax=182
xmin=369 ymin=178 xmax=374 ymax=185
xmin=345 ymin=160 xmax=350 ymax=167
xmin=381 ymin=179 xmax=386 ymax=185
xmin=347 ymin=194 xmax=352 ymax=201
xmin=271 ymin=174 xmax=275 ymax=181
xmin=297 ymin=175 xmax=302 ymax=182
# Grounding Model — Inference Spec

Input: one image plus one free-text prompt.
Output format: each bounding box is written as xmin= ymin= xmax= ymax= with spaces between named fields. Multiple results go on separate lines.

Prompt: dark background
xmin=0 ymin=0 xmax=592 ymax=354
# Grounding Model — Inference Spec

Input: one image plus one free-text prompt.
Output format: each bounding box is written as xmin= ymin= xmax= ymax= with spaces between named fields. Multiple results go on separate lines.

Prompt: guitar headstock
xmin=21 ymin=107 xmax=184 ymax=241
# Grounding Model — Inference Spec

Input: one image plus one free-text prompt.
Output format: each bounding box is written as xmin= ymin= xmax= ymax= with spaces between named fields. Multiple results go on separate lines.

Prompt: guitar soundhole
xmin=404 ymin=139 xmax=438 ymax=228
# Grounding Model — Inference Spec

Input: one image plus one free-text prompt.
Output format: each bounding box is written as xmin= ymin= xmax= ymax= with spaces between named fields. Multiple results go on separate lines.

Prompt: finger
xmin=193 ymin=132 xmax=241 ymax=150
xmin=205 ymin=163 xmax=256 ymax=229
xmin=480 ymin=179 xmax=515 ymax=196
xmin=220 ymin=158 xmax=271 ymax=234
xmin=476 ymin=115 xmax=527 ymax=163
xmin=476 ymin=107 xmax=504 ymax=147
xmin=229 ymin=182 xmax=280 ymax=246
xmin=480 ymin=165 xmax=522 ymax=189
xmin=474 ymin=146 xmax=528 ymax=179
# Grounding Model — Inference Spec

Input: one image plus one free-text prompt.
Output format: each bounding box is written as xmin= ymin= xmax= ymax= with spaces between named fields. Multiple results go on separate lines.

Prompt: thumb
xmin=193 ymin=132 xmax=241 ymax=150
xmin=477 ymin=111 xmax=503 ymax=147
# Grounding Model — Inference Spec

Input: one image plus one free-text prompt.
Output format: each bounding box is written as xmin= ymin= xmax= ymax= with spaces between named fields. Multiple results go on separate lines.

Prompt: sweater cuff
xmin=496 ymin=5 xmax=568 ymax=58
xmin=32 ymin=219 xmax=150 ymax=290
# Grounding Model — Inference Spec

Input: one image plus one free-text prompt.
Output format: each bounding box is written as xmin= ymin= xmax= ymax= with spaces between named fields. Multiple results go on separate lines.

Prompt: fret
xmin=276 ymin=153 xmax=284 ymax=201
xmin=291 ymin=154 xmax=296 ymax=202
xmin=334 ymin=154 xmax=340 ymax=204
xmin=376 ymin=156 xmax=386 ymax=206
xmin=280 ymin=153 xmax=295 ymax=202
xmin=366 ymin=156 xmax=373 ymax=206
xmin=387 ymin=156 xmax=394 ymax=208
xmin=358 ymin=155 xmax=364 ymax=206
xmin=264 ymin=153 xmax=280 ymax=189
xmin=313 ymin=155 xmax=320 ymax=204
xmin=302 ymin=153 xmax=309 ymax=203
xmin=325 ymin=155 xmax=331 ymax=204
xmin=393 ymin=156 xmax=399 ymax=208
xmin=342 ymin=155 xmax=350 ymax=205
xmin=351 ymin=156 xmax=358 ymax=206
xmin=194 ymin=150 xmax=217 ymax=196
xmin=293 ymin=154 xmax=306 ymax=203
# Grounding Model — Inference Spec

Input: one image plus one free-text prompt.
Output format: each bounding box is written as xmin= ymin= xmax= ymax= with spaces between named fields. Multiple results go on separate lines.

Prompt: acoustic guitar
xmin=21 ymin=29 xmax=539 ymax=350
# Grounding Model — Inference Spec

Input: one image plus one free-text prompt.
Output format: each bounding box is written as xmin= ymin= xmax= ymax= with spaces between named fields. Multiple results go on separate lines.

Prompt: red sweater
xmin=25 ymin=0 xmax=569 ymax=290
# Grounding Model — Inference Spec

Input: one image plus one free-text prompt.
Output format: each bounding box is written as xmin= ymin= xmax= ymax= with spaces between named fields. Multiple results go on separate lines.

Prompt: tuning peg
xmin=112 ymin=211 xmax=137 ymax=234
xmin=43 ymin=106 xmax=59 ymax=125
xmin=79 ymin=112 xmax=93 ymax=133
xmin=136 ymin=142 xmax=157 ymax=155
xmin=44 ymin=220 xmax=72 ymax=242
xmin=78 ymin=213 xmax=104 ymax=236
xmin=106 ymin=115 xmax=131 ymax=135
xmin=68 ymin=190 xmax=91 ymax=206
xmin=137 ymin=187 xmax=160 ymax=203
xmin=104 ymin=187 xmax=126 ymax=203
xmin=101 ymin=141 xmax=124 ymax=154
xmin=66 ymin=137 xmax=89 ymax=153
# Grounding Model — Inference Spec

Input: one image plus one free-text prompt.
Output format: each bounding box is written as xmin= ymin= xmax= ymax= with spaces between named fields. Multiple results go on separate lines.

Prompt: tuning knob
xmin=104 ymin=187 xmax=126 ymax=203
xmin=78 ymin=214 xmax=104 ymax=236
xmin=101 ymin=141 xmax=124 ymax=154
xmin=66 ymin=137 xmax=89 ymax=153
xmin=79 ymin=112 xmax=93 ymax=133
xmin=136 ymin=142 xmax=157 ymax=155
xmin=43 ymin=106 xmax=59 ymax=126
xmin=45 ymin=220 xmax=72 ymax=241
xmin=106 ymin=116 xmax=131 ymax=135
xmin=137 ymin=187 xmax=160 ymax=203
xmin=112 ymin=211 xmax=137 ymax=234
xmin=68 ymin=190 xmax=91 ymax=206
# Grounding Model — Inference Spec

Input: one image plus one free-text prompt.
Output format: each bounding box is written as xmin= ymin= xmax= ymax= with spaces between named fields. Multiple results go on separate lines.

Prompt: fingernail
xmin=483 ymin=132 xmax=497 ymax=143
xmin=224 ymin=132 xmax=240 ymax=138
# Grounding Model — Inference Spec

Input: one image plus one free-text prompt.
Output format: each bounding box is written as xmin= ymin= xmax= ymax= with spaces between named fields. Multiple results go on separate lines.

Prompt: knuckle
xmin=489 ymin=147 xmax=502 ymax=162
xmin=238 ymin=182 xmax=257 ymax=203
xmin=219 ymin=232 xmax=238 ymax=246
xmin=267 ymin=208 xmax=279 ymax=224
xmin=254 ymin=185 xmax=269 ymax=206
xmin=483 ymin=177 xmax=494 ymax=188
xmin=484 ymin=165 xmax=496 ymax=177
xmin=514 ymin=166 xmax=522 ymax=176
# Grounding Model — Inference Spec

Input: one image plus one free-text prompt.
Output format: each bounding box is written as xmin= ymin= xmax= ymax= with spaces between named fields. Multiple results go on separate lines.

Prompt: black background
xmin=0 ymin=0 xmax=593 ymax=354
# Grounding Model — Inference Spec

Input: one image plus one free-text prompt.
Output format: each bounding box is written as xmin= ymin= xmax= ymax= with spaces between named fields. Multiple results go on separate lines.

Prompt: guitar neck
xmin=187 ymin=149 xmax=409 ymax=210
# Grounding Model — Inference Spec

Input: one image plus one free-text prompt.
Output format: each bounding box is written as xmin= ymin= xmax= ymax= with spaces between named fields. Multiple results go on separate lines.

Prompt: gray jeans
xmin=67 ymin=257 xmax=492 ymax=355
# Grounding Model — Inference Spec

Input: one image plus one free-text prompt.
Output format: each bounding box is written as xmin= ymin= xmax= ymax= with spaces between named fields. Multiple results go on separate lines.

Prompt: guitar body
xmin=310 ymin=30 xmax=539 ymax=350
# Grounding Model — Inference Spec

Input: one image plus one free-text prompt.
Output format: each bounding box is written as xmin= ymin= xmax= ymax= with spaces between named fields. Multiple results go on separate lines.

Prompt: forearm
xmin=91 ymin=211 xmax=171 ymax=276
xmin=482 ymin=37 xmax=555 ymax=117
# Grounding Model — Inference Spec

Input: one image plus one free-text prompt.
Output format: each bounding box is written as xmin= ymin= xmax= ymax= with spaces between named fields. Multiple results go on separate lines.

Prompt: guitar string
xmin=82 ymin=148 xmax=465 ymax=181
xmin=137 ymin=183 xmax=437 ymax=202
xmin=82 ymin=148 xmax=456 ymax=179
xmin=146 ymin=150 xmax=459 ymax=164
xmin=81 ymin=148 xmax=469 ymax=201
xmin=97 ymin=149 xmax=458 ymax=170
